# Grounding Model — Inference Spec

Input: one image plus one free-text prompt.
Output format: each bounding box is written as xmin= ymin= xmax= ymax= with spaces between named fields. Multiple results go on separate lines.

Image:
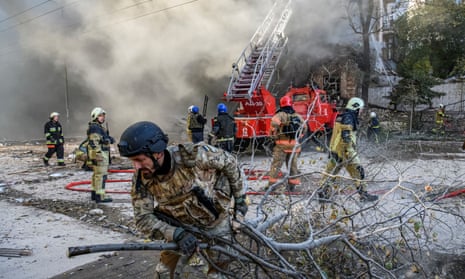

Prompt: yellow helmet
xmin=346 ymin=97 xmax=364 ymax=111
xmin=50 ymin=112 xmax=60 ymax=119
xmin=91 ymin=107 xmax=106 ymax=120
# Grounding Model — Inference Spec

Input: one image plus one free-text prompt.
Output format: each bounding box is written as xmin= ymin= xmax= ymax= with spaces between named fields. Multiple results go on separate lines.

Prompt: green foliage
xmin=392 ymin=74 xmax=443 ymax=109
xmin=451 ymin=57 xmax=465 ymax=77
xmin=392 ymin=0 xmax=461 ymax=109
xmin=394 ymin=0 xmax=465 ymax=79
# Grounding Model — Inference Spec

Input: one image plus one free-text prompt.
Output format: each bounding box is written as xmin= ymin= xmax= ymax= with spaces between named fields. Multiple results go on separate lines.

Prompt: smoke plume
xmin=0 ymin=0 xmax=349 ymax=141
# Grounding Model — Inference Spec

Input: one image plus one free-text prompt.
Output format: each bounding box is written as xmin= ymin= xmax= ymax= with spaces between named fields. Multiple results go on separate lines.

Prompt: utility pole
xmin=64 ymin=63 xmax=70 ymax=123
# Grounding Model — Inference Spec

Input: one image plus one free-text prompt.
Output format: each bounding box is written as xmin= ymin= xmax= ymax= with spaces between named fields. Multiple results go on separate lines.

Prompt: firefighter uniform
xmin=123 ymin=135 xmax=245 ymax=278
xmin=319 ymin=98 xmax=378 ymax=202
xmin=43 ymin=112 xmax=65 ymax=166
xmin=267 ymin=105 xmax=306 ymax=190
xmin=87 ymin=107 xmax=114 ymax=203
xmin=367 ymin=111 xmax=380 ymax=143
xmin=432 ymin=105 xmax=446 ymax=135
xmin=211 ymin=104 xmax=235 ymax=153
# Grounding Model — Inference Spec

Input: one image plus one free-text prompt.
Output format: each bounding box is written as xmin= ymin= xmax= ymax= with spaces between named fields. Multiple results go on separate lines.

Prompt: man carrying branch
xmin=118 ymin=121 xmax=247 ymax=279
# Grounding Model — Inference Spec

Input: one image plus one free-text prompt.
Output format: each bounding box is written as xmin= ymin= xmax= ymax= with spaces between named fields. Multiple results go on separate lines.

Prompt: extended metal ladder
xmin=225 ymin=0 xmax=292 ymax=100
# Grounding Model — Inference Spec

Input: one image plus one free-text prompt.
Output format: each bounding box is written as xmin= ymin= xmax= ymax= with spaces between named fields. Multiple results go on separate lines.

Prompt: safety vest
xmin=188 ymin=113 xmax=204 ymax=130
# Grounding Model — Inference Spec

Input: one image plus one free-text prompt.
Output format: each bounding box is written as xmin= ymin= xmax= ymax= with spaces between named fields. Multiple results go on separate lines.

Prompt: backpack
xmin=282 ymin=114 xmax=302 ymax=139
xmin=74 ymin=139 xmax=89 ymax=162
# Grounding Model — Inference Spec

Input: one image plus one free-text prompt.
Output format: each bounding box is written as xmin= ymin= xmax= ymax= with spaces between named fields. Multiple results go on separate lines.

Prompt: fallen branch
xmin=0 ymin=248 xmax=32 ymax=257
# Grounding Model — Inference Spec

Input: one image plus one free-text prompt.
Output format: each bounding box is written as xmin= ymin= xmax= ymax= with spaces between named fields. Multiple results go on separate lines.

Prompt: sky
xmin=0 ymin=0 xmax=352 ymax=141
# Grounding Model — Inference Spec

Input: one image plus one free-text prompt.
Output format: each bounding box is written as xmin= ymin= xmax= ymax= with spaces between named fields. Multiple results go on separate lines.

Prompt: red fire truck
xmin=283 ymin=85 xmax=338 ymax=149
xmin=223 ymin=0 xmax=336 ymax=151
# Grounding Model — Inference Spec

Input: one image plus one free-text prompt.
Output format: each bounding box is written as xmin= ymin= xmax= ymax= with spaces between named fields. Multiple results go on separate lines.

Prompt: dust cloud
xmin=0 ymin=0 xmax=349 ymax=141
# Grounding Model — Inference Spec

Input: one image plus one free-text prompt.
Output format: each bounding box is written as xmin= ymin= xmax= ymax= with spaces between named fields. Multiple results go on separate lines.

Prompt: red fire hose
xmin=65 ymin=169 xmax=133 ymax=194
xmin=65 ymin=169 xmax=296 ymax=195
xmin=64 ymin=169 xmax=399 ymax=198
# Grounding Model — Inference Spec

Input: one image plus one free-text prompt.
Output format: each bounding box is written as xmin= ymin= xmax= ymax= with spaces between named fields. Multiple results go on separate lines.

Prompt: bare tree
xmin=165 ymin=108 xmax=461 ymax=278
xmin=344 ymin=0 xmax=381 ymax=103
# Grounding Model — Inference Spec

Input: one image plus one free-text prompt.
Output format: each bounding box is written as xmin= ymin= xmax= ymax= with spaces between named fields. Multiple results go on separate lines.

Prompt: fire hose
xmin=65 ymin=169 xmax=305 ymax=195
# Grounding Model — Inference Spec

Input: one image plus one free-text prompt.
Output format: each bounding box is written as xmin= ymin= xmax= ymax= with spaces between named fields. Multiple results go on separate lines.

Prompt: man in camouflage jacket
xmin=118 ymin=121 xmax=247 ymax=279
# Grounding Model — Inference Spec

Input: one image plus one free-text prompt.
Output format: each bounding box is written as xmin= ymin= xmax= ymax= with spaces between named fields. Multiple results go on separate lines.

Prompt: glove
xmin=173 ymin=228 xmax=198 ymax=255
xmin=234 ymin=195 xmax=248 ymax=217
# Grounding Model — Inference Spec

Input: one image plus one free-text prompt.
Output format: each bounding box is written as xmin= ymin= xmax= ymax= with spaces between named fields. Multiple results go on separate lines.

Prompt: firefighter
xmin=43 ymin=112 xmax=65 ymax=166
xmin=318 ymin=97 xmax=378 ymax=202
xmin=187 ymin=105 xmax=207 ymax=143
xmin=210 ymin=103 xmax=235 ymax=153
xmin=186 ymin=105 xmax=194 ymax=142
xmin=367 ymin=111 xmax=380 ymax=143
xmin=432 ymin=104 xmax=447 ymax=135
xmin=87 ymin=107 xmax=114 ymax=203
xmin=267 ymin=95 xmax=306 ymax=191
xmin=117 ymin=121 xmax=247 ymax=279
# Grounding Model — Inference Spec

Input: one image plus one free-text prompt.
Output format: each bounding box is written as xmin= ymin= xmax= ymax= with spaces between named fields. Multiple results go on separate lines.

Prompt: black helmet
xmin=118 ymin=121 xmax=168 ymax=157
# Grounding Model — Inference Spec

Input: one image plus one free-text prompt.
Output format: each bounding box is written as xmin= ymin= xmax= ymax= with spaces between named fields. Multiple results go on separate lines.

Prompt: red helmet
xmin=280 ymin=96 xmax=292 ymax=107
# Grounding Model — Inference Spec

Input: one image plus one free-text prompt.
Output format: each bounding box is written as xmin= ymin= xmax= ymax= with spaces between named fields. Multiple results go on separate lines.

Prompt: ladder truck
xmin=223 ymin=0 xmax=337 ymax=151
xmin=224 ymin=0 xmax=292 ymax=151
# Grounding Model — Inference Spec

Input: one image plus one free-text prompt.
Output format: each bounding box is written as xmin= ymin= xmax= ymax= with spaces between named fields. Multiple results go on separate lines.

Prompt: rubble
xmin=0 ymin=136 xmax=465 ymax=278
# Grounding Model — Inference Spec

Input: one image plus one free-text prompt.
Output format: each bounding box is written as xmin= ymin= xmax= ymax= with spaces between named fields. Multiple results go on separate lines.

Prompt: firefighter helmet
xmin=370 ymin=111 xmax=377 ymax=118
xmin=280 ymin=95 xmax=292 ymax=107
xmin=188 ymin=105 xmax=194 ymax=113
xmin=217 ymin=103 xmax=227 ymax=113
xmin=346 ymin=97 xmax=364 ymax=111
xmin=439 ymin=104 xmax=444 ymax=109
xmin=91 ymin=107 xmax=106 ymax=120
xmin=118 ymin=121 xmax=168 ymax=157
xmin=192 ymin=106 xmax=199 ymax=114
xmin=50 ymin=112 xmax=60 ymax=119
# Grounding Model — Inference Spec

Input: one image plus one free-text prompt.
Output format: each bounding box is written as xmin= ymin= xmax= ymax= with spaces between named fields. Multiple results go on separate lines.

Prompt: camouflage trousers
xmin=155 ymin=218 xmax=231 ymax=279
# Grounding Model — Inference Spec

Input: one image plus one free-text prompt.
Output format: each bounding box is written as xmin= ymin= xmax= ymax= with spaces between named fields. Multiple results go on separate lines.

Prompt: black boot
xmin=91 ymin=191 xmax=96 ymax=201
xmin=82 ymin=163 xmax=92 ymax=171
xmin=43 ymin=158 xmax=49 ymax=166
xmin=95 ymin=194 xmax=112 ymax=203
xmin=359 ymin=191 xmax=378 ymax=202
xmin=58 ymin=162 xmax=66 ymax=166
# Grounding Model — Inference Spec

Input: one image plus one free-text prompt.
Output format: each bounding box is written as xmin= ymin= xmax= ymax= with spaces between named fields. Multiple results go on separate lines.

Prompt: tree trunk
xmin=361 ymin=32 xmax=371 ymax=104
xmin=358 ymin=0 xmax=374 ymax=105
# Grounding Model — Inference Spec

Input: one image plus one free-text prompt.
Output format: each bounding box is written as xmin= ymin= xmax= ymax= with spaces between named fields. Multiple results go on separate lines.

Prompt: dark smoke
xmin=0 ymin=0 xmax=350 ymax=141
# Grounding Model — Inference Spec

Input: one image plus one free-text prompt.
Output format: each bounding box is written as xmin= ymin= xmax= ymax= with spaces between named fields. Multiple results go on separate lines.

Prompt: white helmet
xmin=346 ymin=97 xmax=364 ymax=111
xmin=188 ymin=105 xmax=194 ymax=113
xmin=50 ymin=112 xmax=60 ymax=119
xmin=370 ymin=111 xmax=377 ymax=118
xmin=439 ymin=104 xmax=444 ymax=109
xmin=91 ymin=107 xmax=106 ymax=120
